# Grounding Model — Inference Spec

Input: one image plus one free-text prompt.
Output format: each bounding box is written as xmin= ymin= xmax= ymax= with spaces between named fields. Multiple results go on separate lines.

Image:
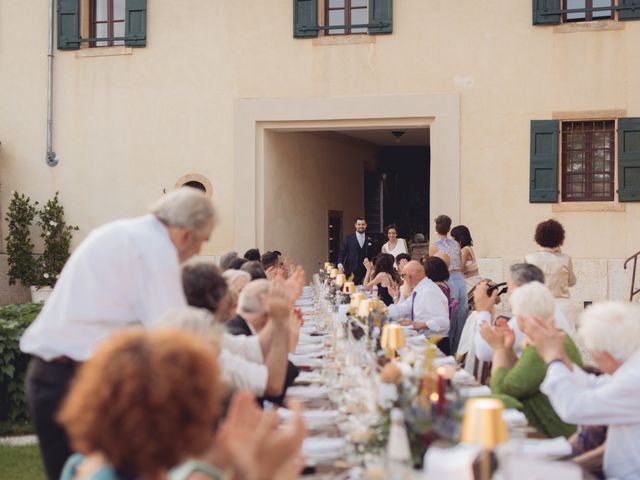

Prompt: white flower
xmin=45 ymin=231 xmax=51 ymax=236
xmin=49 ymin=221 xmax=58 ymax=227
xmin=43 ymin=273 xmax=50 ymax=279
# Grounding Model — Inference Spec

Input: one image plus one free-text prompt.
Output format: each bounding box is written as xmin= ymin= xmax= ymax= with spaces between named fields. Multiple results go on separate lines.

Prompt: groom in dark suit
xmin=338 ymin=217 xmax=375 ymax=285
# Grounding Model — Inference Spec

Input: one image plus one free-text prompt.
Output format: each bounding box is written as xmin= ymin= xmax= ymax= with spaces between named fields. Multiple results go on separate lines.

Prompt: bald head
xmin=403 ymin=260 xmax=426 ymax=289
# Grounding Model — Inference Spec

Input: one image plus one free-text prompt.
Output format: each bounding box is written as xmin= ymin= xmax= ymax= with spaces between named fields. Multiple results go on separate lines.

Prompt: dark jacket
xmin=339 ymin=232 xmax=375 ymax=285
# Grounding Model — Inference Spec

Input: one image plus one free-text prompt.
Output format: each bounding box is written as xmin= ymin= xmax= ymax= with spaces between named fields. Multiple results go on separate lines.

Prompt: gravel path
xmin=0 ymin=435 xmax=38 ymax=446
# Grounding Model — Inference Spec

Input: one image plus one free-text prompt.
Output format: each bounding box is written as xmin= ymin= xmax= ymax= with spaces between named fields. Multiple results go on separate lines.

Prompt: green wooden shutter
xmin=293 ymin=0 xmax=318 ymax=38
xmin=57 ymin=0 xmax=80 ymax=50
xmin=532 ymin=0 xmax=561 ymax=25
xmin=618 ymin=0 xmax=640 ymax=20
xmin=530 ymin=120 xmax=559 ymax=203
xmin=125 ymin=0 xmax=147 ymax=47
xmin=618 ymin=118 xmax=640 ymax=202
xmin=369 ymin=0 xmax=393 ymax=34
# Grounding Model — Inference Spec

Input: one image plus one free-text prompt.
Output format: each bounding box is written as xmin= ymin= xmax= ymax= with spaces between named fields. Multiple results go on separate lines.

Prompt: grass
xmin=0 ymin=444 xmax=45 ymax=480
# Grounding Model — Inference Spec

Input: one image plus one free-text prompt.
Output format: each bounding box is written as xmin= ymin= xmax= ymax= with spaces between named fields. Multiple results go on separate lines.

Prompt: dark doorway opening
xmin=365 ymin=146 xmax=430 ymax=253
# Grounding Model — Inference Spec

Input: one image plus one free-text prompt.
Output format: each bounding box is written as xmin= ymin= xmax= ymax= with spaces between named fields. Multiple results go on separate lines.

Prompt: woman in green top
xmin=480 ymin=281 xmax=583 ymax=438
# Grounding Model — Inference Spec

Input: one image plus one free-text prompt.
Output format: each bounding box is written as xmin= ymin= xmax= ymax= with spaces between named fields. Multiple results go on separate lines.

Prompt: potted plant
xmin=4 ymin=191 xmax=78 ymax=303
xmin=5 ymin=192 xmax=39 ymax=291
xmin=32 ymin=193 xmax=79 ymax=301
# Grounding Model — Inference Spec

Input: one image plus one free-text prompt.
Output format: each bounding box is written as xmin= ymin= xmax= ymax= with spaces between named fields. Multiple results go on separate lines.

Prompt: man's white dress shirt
xmin=387 ymin=277 xmax=449 ymax=337
xmin=356 ymin=232 xmax=365 ymax=248
xmin=541 ymin=351 xmax=640 ymax=480
xmin=472 ymin=305 xmax=573 ymax=363
xmin=219 ymin=334 xmax=267 ymax=396
xmin=20 ymin=215 xmax=186 ymax=361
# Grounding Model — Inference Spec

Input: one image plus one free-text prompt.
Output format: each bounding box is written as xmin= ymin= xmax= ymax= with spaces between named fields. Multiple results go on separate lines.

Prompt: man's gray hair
xmin=510 ymin=263 xmax=545 ymax=287
xmin=238 ymin=279 xmax=270 ymax=315
xmin=150 ymin=188 xmax=216 ymax=234
xmin=223 ymin=269 xmax=251 ymax=290
xmin=579 ymin=302 xmax=640 ymax=362
xmin=219 ymin=251 xmax=238 ymax=270
xmin=156 ymin=306 xmax=222 ymax=346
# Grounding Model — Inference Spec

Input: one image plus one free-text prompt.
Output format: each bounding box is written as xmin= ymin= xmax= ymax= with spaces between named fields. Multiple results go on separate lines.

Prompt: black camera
xmin=487 ymin=282 xmax=508 ymax=297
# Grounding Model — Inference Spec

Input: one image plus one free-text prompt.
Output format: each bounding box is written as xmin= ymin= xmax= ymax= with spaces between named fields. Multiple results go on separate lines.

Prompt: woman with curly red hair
xmin=58 ymin=329 xmax=224 ymax=480
xmin=526 ymin=219 xmax=577 ymax=327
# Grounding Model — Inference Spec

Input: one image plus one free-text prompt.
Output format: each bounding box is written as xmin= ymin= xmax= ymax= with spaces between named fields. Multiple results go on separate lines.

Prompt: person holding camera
xmin=473 ymin=263 xmax=574 ymax=361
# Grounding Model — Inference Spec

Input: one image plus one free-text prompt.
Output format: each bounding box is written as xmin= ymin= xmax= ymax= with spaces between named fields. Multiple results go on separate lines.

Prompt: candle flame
xmin=430 ymin=393 xmax=439 ymax=403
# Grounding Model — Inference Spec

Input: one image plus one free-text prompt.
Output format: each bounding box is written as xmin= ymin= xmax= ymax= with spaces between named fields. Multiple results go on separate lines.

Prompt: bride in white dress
xmin=380 ymin=224 xmax=408 ymax=260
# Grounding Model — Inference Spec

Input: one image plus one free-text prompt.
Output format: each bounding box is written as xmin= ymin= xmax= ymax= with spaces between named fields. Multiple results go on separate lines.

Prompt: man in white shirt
xmin=20 ymin=188 xmax=215 ymax=480
xmin=387 ymin=260 xmax=450 ymax=351
xmin=524 ymin=302 xmax=640 ymax=480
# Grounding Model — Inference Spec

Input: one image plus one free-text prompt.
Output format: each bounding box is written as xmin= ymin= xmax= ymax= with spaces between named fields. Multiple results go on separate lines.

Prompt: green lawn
xmin=0 ymin=444 xmax=45 ymax=480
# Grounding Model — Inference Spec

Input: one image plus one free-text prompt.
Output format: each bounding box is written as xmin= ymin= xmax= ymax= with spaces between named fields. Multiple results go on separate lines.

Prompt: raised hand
xmin=363 ymin=258 xmax=372 ymax=271
xmin=473 ymin=281 xmax=498 ymax=314
xmin=266 ymin=278 xmax=293 ymax=327
xmin=284 ymin=266 xmax=305 ymax=302
xmin=521 ymin=315 xmax=569 ymax=366
xmin=479 ymin=321 xmax=506 ymax=350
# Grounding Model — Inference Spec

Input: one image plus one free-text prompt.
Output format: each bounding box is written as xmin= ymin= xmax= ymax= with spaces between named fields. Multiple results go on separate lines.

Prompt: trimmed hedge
xmin=0 ymin=303 xmax=43 ymax=423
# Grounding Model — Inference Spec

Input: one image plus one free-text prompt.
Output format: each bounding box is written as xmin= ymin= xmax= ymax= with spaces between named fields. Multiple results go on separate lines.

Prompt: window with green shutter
xmin=530 ymin=120 xmax=560 ymax=203
xmin=294 ymin=0 xmax=392 ymax=38
xmin=57 ymin=0 xmax=147 ymax=50
xmin=533 ymin=0 xmax=640 ymax=24
xmin=618 ymin=118 xmax=640 ymax=202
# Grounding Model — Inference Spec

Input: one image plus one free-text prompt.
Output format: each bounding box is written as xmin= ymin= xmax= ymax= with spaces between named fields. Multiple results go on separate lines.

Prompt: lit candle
xmin=351 ymin=292 xmax=364 ymax=309
xmin=344 ymin=281 xmax=356 ymax=295
xmin=358 ymin=299 xmax=372 ymax=318
xmin=436 ymin=367 xmax=447 ymax=416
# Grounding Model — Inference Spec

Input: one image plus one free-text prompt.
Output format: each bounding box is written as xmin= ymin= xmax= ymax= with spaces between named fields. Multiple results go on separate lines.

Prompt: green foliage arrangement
xmin=4 ymin=193 xmax=39 ymax=286
xmin=0 ymin=303 xmax=43 ymax=423
xmin=36 ymin=193 xmax=79 ymax=288
xmin=4 ymin=192 xmax=78 ymax=289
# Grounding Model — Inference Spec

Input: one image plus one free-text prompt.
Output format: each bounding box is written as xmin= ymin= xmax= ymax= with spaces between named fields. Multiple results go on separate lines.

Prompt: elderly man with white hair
xmin=480 ymin=281 xmax=583 ymax=439
xmin=524 ymin=301 xmax=640 ymax=480
xmin=20 ymin=187 xmax=216 ymax=480
xmin=226 ymin=279 xmax=301 ymax=405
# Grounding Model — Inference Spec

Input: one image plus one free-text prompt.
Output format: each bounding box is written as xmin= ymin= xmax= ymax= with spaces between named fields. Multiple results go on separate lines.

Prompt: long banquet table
xmin=281 ymin=284 xmax=595 ymax=480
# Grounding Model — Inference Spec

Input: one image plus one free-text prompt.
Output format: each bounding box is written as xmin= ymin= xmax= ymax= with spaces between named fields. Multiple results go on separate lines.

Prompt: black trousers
xmin=26 ymin=357 xmax=78 ymax=480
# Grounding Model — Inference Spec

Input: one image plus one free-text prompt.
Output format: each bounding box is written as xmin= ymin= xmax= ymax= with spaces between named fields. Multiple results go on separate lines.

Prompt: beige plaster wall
xmin=1 ymin=1 xmax=639 ymax=297
xmin=262 ymin=131 xmax=370 ymax=275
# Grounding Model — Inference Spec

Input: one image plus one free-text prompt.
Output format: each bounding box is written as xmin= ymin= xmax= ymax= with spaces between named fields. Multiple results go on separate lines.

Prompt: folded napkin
xmin=300 ymin=326 xmax=318 ymax=334
xmin=452 ymin=369 xmax=475 ymax=385
xmin=294 ymin=343 xmax=324 ymax=355
xmin=423 ymin=444 xmax=479 ymax=479
xmin=500 ymin=455 xmax=581 ymax=480
xmin=286 ymin=385 xmax=329 ymax=399
xmin=278 ymin=408 xmax=338 ymax=427
xmin=507 ymin=437 xmax=573 ymax=458
xmin=503 ymin=409 xmax=528 ymax=427
xmin=294 ymin=371 xmax=324 ymax=384
xmin=288 ymin=355 xmax=323 ymax=368
xmin=407 ymin=334 xmax=427 ymax=345
xmin=302 ymin=437 xmax=346 ymax=459
xmin=298 ymin=334 xmax=326 ymax=344
xmin=434 ymin=356 xmax=457 ymax=367
xmin=458 ymin=385 xmax=492 ymax=397
xmin=289 ymin=350 xmax=323 ymax=362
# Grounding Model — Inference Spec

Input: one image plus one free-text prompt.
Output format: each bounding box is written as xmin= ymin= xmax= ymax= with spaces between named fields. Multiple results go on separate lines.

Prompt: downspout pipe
xmin=46 ymin=0 xmax=58 ymax=167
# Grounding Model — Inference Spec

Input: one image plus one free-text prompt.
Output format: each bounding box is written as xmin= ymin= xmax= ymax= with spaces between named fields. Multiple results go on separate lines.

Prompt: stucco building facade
xmin=1 ymin=0 xmax=639 ymax=316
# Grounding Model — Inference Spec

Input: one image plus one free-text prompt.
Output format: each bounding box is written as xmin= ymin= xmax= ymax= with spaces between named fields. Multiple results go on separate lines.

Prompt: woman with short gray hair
xmin=480 ymin=281 xmax=583 ymax=438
